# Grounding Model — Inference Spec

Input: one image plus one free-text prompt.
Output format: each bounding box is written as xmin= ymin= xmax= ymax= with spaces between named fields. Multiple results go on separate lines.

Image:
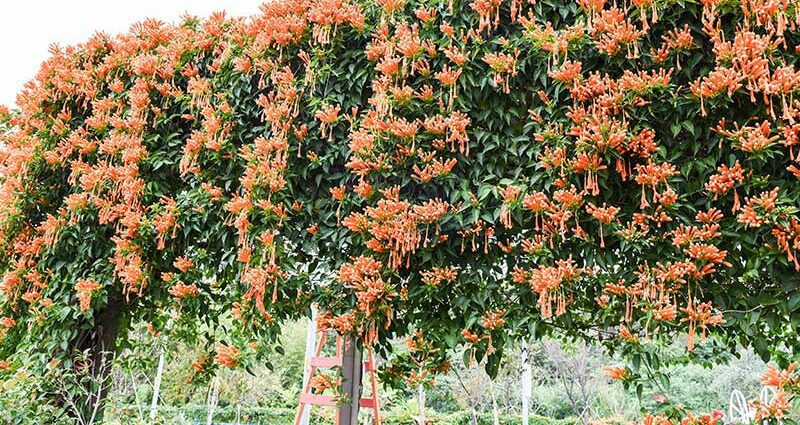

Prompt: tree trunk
xmin=68 ymin=302 xmax=124 ymax=423
xmin=338 ymin=337 xmax=362 ymax=425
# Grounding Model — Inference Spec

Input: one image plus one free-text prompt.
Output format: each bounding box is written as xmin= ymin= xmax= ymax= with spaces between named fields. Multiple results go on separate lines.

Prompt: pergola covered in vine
xmin=1 ymin=0 xmax=800 ymax=422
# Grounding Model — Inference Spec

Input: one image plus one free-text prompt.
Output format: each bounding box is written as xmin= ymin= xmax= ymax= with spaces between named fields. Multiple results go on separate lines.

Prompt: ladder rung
xmin=310 ymin=357 xmax=375 ymax=370
xmin=359 ymin=398 xmax=376 ymax=409
xmin=311 ymin=357 xmax=342 ymax=368
xmin=300 ymin=394 xmax=338 ymax=406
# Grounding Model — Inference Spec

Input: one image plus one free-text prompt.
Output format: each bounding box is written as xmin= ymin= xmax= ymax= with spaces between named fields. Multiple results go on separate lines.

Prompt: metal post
xmin=338 ymin=337 xmax=362 ymax=425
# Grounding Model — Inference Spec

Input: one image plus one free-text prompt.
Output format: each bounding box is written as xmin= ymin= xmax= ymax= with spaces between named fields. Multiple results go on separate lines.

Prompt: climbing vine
xmin=1 ymin=0 xmax=800 ymax=419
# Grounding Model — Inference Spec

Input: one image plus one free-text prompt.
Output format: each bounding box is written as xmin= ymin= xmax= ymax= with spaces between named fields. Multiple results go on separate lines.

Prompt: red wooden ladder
xmin=294 ymin=332 xmax=381 ymax=425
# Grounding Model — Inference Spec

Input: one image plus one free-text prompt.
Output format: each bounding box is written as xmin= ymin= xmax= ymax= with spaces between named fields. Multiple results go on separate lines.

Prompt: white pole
xmin=521 ymin=341 xmax=532 ymax=425
xmin=130 ymin=370 xmax=145 ymax=421
xmin=149 ymin=351 xmax=165 ymax=421
xmin=522 ymin=394 xmax=530 ymax=425
xmin=299 ymin=307 xmax=317 ymax=425
xmin=206 ymin=376 xmax=219 ymax=425
xmin=492 ymin=385 xmax=500 ymax=425
xmin=417 ymin=383 xmax=426 ymax=425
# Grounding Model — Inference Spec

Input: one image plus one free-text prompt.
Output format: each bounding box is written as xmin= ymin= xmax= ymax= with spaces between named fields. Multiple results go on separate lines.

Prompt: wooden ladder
xmin=294 ymin=332 xmax=381 ymax=425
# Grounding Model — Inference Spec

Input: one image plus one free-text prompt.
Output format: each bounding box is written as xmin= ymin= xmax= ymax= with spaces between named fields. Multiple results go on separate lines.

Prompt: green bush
xmin=381 ymin=412 xmax=583 ymax=425
xmin=108 ymin=404 xmax=581 ymax=425
xmin=108 ymin=405 xmax=302 ymax=424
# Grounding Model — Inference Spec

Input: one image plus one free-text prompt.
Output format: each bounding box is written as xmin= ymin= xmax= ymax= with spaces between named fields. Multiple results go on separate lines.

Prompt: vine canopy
xmin=1 ymin=0 xmax=800 ymax=391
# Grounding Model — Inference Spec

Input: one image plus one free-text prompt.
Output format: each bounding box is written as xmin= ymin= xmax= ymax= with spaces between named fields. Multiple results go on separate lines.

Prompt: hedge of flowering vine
xmin=2 ymin=0 xmax=800 ymax=418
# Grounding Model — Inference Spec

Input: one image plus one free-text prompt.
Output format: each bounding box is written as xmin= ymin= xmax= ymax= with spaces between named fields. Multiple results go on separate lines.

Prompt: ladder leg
xmin=295 ymin=333 xmax=377 ymax=425
xmin=369 ymin=347 xmax=381 ymax=425
xmin=294 ymin=333 xmax=328 ymax=425
xmin=299 ymin=313 xmax=318 ymax=425
xmin=333 ymin=335 xmax=343 ymax=425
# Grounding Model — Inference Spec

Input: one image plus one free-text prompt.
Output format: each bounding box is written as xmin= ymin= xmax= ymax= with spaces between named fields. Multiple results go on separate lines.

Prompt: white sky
xmin=0 ymin=0 xmax=266 ymax=108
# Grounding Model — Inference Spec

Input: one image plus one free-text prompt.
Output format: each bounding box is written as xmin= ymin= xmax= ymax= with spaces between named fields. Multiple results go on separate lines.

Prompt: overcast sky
xmin=0 ymin=0 xmax=266 ymax=107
